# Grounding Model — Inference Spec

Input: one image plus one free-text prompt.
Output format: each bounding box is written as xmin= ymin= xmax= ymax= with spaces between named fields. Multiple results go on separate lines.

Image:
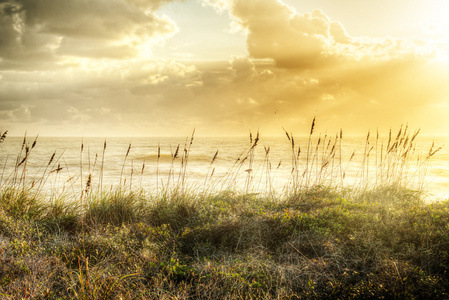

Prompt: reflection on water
xmin=0 ymin=134 xmax=448 ymax=199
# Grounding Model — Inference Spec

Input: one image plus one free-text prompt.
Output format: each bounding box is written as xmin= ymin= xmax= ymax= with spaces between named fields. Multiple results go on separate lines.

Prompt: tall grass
xmin=0 ymin=121 xmax=440 ymax=205
xmin=0 ymin=123 xmax=448 ymax=299
xmin=276 ymin=120 xmax=440 ymax=202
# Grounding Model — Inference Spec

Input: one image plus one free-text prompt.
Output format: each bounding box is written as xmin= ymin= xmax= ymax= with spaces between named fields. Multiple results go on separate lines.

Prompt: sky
xmin=1 ymin=0 xmax=449 ymax=137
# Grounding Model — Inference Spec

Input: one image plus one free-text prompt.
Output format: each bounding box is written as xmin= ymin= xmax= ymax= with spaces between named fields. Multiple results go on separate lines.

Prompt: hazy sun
xmin=429 ymin=1 xmax=449 ymax=40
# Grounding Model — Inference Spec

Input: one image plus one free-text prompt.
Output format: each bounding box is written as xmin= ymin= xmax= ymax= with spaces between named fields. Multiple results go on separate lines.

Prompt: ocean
xmin=1 ymin=134 xmax=448 ymax=200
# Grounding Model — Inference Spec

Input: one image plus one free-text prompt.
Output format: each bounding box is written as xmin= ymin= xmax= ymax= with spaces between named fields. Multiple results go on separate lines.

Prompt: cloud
xmin=0 ymin=0 xmax=177 ymax=67
xmin=229 ymin=56 xmax=258 ymax=82
xmin=56 ymin=37 xmax=138 ymax=59
xmin=226 ymin=0 xmax=350 ymax=68
xmin=187 ymin=0 xmax=449 ymax=134
xmin=200 ymin=0 xmax=230 ymax=13
xmin=0 ymin=58 xmax=209 ymax=136
xmin=208 ymin=0 xmax=440 ymax=70
xmin=1 ymin=0 xmax=449 ymax=137
xmin=1 ymin=51 xmax=449 ymax=137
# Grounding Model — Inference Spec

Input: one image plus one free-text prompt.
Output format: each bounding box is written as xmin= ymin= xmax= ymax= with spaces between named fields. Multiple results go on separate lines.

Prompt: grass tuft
xmin=0 ymin=188 xmax=44 ymax=219
xmin=84 ymin=190 xmax=144 ymax=228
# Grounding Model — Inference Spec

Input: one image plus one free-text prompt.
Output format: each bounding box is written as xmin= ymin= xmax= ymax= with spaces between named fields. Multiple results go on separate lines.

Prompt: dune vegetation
xmin=1 ymin=122 xmax=449 ymax=299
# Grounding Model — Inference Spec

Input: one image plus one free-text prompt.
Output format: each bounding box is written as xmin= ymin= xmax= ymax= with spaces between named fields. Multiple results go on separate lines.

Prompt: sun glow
xmin=3 ymin=0 xmax=449 ymax=137
xmin=428 ymin=1 xmax=449 ymax=40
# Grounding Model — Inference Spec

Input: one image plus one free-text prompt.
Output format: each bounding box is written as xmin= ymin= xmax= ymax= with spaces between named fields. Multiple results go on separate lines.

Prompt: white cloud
xmin=201 ymin=0 xmax=443 ymax=69
xmin=200 ymin=0 xmax=230 ymax=13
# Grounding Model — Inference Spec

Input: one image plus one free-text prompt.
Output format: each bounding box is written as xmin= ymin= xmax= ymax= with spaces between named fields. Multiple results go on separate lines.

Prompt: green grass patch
xmin=1 ymin=187 xmax=448 ymax=298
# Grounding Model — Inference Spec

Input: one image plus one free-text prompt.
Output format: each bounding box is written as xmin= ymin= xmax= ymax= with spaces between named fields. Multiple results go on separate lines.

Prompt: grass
xmin=0 ymin=123 xmax=448 ymax=299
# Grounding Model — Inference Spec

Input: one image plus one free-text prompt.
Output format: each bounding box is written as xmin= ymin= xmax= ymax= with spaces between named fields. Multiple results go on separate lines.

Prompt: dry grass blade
xmin=264 ymin=146 xmax=270 ymax=156
xmin=17 ymin=156 xmax=27 ymax=167
xmin=21 ymin=132 xmax=26 ymax=150
xmin=125 ymin=143 xmax=131 ymax=158
xmin=190 ymin=128 xmax=195 ymax=146
xmin=50 ymin=163 xmax=63 ymax=173
xmin=282 ymin=127 xmax=291 ymax=141
xmin=410 ymin=129 xmax=420 ymax=144
xmin=428 ymin=141 xmax=435 ymax=157
xmin=0 ymin=130 xmax=7 ymax=143
xmin=173 ymin=144 xmax=179 ymax=159
xmin=395 ymin=125 xmax=403 ymax=142
xmin=211 ymin=150 xmax=219 ymax=164
xmin=85 ymin=174 xmax=92 ymax=194
xmin=251 ymin=130 xmax=260 ymax=149
xmin=310 ymin=116 xmax=316 ymax=135
xmin=48 ymin=151 xmax=56 ymax=166
xmin=349 ymin=151 xmax=355 ymax=161
xmin=428 ymin=142 xmax=441 ymax=158
xmin=31 ymin=135 xmax=38 ymax=149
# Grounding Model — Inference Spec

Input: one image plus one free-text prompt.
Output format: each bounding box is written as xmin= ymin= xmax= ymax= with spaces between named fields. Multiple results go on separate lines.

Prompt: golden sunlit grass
xmin=0 ymin=122 xmax=448 ymax=299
